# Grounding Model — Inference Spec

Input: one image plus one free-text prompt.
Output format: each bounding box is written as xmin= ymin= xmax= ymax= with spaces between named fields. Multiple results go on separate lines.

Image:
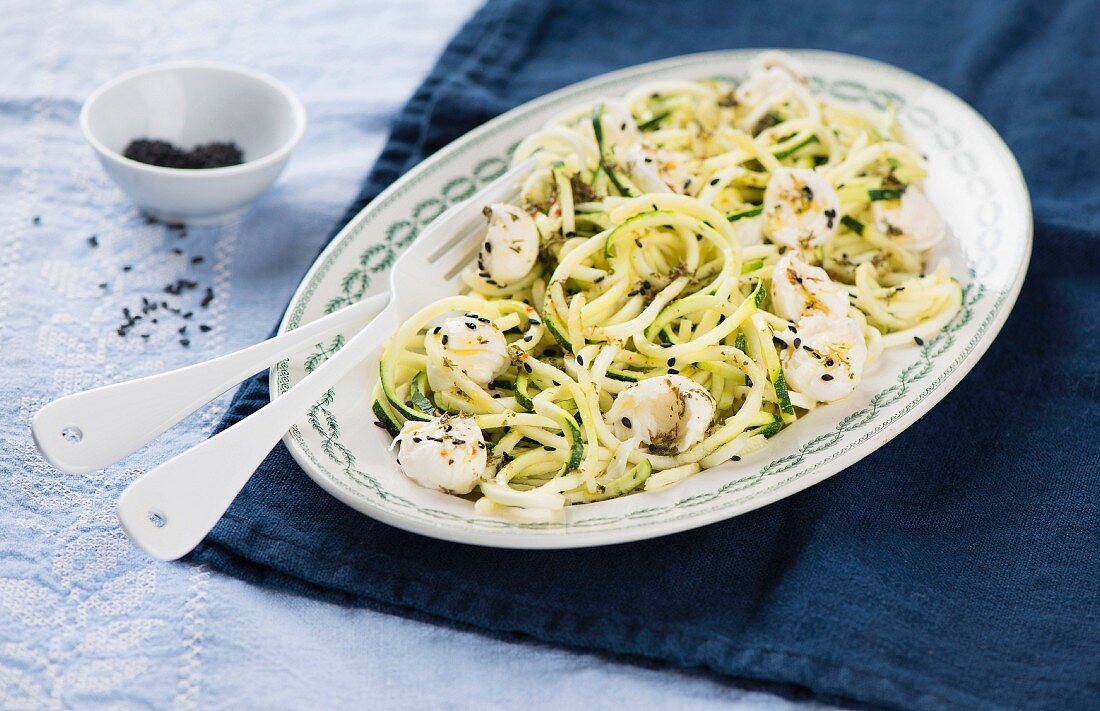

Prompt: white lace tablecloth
xmin=0 ymin=1 xmax=822 ymax=707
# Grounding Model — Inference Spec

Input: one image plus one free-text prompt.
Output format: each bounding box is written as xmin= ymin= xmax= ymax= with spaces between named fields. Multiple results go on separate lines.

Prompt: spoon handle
xmin=116 ymin=304 xmax=403 ymax=561
xmin=32 ymin=293 xmax=388 ymax=474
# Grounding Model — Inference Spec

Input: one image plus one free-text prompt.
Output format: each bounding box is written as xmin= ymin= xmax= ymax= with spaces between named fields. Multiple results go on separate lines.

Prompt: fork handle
xmin=32 ymin=293 xmax=389 ymax=474
xmin=116 ymin=303 xmax=403 ymax=561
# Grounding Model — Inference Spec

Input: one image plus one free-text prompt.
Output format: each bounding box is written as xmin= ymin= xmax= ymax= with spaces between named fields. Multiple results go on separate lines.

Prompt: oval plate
xmin=272 ymin=50 xmax=1030 ymax=548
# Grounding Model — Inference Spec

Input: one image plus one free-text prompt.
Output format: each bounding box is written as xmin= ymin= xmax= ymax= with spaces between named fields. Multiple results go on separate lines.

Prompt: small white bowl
xmin=81 ymin=61 xmax=306 ymax=225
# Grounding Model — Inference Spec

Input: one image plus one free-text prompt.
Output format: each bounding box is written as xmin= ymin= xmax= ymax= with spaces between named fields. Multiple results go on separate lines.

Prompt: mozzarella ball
xmin=478 ymin=204 xmax=540 ymax=286
xmin=623 ymin=143 xmax=683 ymax=194
xmin=599 ymin=99 xmax=642 ymax=152
xmin=762 ymin=168 xmax=841 ymax=250
xmin=872 ymin=186 xmax=950 ymax=252
xmin=393 ymin=415 xmax=486 ymax=494
xmin=606 ymin=374 xmax=716 ymax=452
xmin=770 ymin=253 xmax=850 ymax=322
xmin=781 ymin=314 xmax=868 ymax=403
xmin=425 ymin=315 xmax=510 ymax=393
xmin=735 ymin=51 xmax=809 ymax=105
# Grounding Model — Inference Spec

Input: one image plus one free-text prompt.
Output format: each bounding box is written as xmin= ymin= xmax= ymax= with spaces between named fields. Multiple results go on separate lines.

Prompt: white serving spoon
xmin=115 ymin=159 xmax=534 ymax=561
xmin=32 ymin=293 xmax=389 ymax=474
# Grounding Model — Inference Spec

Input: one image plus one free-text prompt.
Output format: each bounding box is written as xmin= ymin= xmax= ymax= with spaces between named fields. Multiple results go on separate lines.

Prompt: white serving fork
xmin=32 ymin=158 xmax=535 ymax=561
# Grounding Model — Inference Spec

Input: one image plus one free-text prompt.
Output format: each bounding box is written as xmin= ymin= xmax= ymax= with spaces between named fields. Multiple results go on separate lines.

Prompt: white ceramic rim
xmin=79 ymin=60 xmax=308 ymax=178
xmin=273 ymin=49 xmax=1031 ymax=549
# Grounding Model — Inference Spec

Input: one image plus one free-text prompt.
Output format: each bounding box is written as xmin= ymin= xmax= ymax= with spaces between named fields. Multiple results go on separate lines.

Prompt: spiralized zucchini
xmin=373 ymin=52 xmax=962 ymax=521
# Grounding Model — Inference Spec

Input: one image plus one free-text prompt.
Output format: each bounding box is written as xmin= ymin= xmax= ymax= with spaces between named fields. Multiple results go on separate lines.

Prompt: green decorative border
xmin=273 ymin=55 xmax=1029 ymax=534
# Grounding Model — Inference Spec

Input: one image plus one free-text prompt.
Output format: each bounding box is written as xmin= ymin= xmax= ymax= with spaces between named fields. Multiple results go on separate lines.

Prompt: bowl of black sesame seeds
xmin=81 ymin=61 xmax=306 ymax=224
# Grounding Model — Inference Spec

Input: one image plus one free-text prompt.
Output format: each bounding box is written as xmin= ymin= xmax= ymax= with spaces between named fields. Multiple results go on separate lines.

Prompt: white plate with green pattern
xmin=271 ymin=50 xmax=1030 ymax=548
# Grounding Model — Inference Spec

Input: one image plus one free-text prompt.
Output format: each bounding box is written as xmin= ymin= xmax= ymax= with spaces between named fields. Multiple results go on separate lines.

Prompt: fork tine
xmin=443 ymin=239 xmax=484 ymax=280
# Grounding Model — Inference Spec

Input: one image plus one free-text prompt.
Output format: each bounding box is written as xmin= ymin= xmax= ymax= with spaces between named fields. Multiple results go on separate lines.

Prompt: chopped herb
xmin=868 ymin=186 xmax=907 ymax=201
xmin=841 ymin=215 xmax=864 ymax=235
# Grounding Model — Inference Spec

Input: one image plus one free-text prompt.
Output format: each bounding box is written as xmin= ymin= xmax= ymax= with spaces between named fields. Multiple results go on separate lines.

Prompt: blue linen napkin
xmin=191 ymin=1 xmax=1100 ymax=707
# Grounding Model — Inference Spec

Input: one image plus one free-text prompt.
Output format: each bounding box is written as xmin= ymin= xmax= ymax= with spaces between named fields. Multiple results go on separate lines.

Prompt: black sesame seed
xmin=731 ymin=455 xmax=741 ymax=462
xmin=709 ymin=178 xmax=720 ymax=186
xmin=576 ymin=354 xmax=584 ymax=365
xmin=668 ymin=368 xmax=679 ymax=374
xmin=621 ymin=417 xmax=632 ymax=428
xmin=171 ymin=248 xmax=183 ymax=255
xmin=523 ymin=362 xmax=533 ymax=373
xmin=122 ymin=265 xmax=132 ymax=272
xmin=821 ymin=373 xmax=833 ymax=381
xmin=913 ymin=336 xmax=925 ymax=346
xmin=433 ymin=326 xmax=442 ymax=334
xmin=32 ymin=216 xmax=40 ymax=225
xmin=793 ymin=338 xmax=802 ymax=348
xmin=442 ymin=335 xmax=449 ymax=345
xmin=180 ymin=339 xmax=191 ymax=347
xmin=484 ymin=242 xmax=492 ymax=252
xmin=199 ymin=324 xmax=212 ymax=332
xmin=466 ymin=321 xmax=477 ymax=329
xmin=191 ymin=256 xmax=204 ymax=264
xmin=88 ymin=235 xmax=99 ymax=247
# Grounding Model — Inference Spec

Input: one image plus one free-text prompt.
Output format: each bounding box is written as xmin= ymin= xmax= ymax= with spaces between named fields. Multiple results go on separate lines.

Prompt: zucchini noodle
xmin=372 ymin=52 xmax=962 ymax=521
